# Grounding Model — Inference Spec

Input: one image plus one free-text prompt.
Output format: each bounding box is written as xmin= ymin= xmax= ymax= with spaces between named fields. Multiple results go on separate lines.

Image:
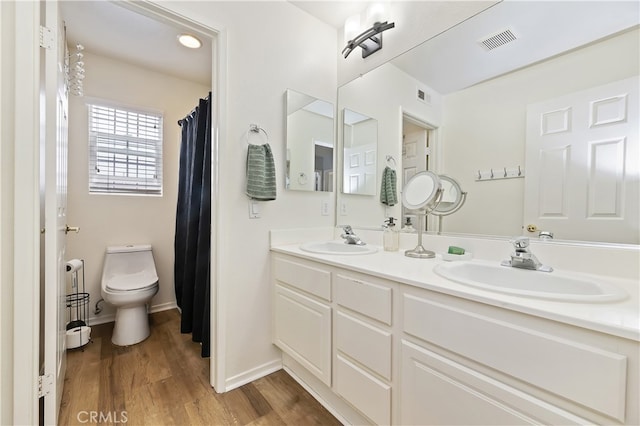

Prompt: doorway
xmin=401 ymin=113 xmax=436 ymax=231
xmin=39 ymin=2 xmax=221 ymax=424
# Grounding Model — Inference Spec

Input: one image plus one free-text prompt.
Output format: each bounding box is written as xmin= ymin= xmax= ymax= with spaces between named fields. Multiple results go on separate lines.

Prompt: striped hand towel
xmin=246 ymin=143 xmax=277 ymax=201
xmin=380 ymin=166 xmax=397 ymax=206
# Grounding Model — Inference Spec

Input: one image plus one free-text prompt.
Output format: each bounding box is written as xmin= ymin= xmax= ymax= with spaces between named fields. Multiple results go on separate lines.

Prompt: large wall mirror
xmin=336 ymin=1 xmax=639 ymax=245
xmin=286 ymin=89 xmax=335 ymax=192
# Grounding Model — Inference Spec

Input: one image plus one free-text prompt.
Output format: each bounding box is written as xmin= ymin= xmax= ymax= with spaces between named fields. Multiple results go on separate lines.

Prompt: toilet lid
xmin=106 ymin=272 xmax=158 ymax=292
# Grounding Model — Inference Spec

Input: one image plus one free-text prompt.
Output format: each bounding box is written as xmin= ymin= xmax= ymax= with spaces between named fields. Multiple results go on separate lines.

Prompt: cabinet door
xmin=399 ymin=340 xmax=589 ymax=426
xmin=274 ymin=284 xmax=331 ymax=385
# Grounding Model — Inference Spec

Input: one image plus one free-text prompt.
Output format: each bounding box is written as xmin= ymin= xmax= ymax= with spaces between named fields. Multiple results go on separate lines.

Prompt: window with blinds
xmin=88 ymin=104 xmax=163 ymax=195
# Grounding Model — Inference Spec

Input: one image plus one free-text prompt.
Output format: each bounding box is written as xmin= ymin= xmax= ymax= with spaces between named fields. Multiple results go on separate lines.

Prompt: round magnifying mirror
xmin=432 ymin=175 xmax=466 ymax=216
xmin=402 ymin=171 xmax=442 ymax=211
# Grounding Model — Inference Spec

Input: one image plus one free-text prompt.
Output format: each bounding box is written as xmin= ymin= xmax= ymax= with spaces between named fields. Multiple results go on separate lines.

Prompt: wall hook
xmin=490 ymin=168 xmax=494 ymax=178
xmin=518 ymin=165 xmax=522 ymax=176
xmin=504 ymin=167 xmax=507 ymax=177
xmin=477 ymin=170 xmax=481 ymax=180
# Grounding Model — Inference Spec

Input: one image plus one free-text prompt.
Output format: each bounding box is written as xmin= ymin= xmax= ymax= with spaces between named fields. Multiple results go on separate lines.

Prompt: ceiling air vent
xmin=478 ymin=28 xmax=517 ymax=51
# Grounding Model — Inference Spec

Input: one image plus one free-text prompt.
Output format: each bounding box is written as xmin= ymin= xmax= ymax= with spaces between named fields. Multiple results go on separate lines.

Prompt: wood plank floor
xmin=58 ymin=309 xmax=341 ymax=426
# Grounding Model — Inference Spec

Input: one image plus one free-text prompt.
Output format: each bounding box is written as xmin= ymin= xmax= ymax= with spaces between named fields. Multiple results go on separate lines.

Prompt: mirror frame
xmin=402 ymin=171 xmax=442 ymax=212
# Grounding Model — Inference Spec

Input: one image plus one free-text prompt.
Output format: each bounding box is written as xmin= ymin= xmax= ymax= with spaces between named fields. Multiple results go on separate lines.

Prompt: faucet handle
xmin=341 ymin=225 xmax=353 ymax=235
xmin=512 ymin=236 xmax=530 ymax=249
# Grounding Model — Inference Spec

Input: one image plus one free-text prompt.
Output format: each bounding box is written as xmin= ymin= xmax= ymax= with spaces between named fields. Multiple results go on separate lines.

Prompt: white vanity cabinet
xmin=271 ymin=250 xmax=639 ymax=425
xmin=272 ymin=256 xmax=332 ymax=386
xmin=333 ymin=272 xmax=393 ymax=425
xmin=399 ymin=287 xmax=638 ymax=425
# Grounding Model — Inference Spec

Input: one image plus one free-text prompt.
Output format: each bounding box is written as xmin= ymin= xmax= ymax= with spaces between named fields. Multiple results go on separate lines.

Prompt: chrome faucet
xmin=501 ymin=237 xmax=553 ymax=272
xmin=340 ymin=225 xmax=366 ymax=245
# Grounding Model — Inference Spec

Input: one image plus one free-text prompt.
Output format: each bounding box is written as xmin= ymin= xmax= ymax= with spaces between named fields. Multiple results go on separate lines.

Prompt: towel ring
xmin=247 ymin=123 xmax=269 ymax=145
xmin=386 ymin=155 xmax=397 ymax=169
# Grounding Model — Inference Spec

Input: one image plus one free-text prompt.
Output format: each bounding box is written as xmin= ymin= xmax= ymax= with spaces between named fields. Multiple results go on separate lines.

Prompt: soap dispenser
xmin=383 ymin=217 xmax=399 ymax=251
xmin=402 ymin=217 xmax=416 ymax=233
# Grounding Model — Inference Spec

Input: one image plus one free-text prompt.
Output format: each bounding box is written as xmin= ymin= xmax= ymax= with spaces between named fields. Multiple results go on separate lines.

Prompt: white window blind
xmin=88 ymin=104 xmax=163 ymax=195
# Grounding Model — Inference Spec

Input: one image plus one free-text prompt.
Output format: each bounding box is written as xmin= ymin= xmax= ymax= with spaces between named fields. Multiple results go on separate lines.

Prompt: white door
xmin=402 ymin=129 xmax=429 ymax=227
xmin=402 ymin=129 xmax=428 ymax=183
xmin=524 ymin=77 xmax=639 ymax=244
xmin=42 ymin=1 xmax=69 ymax=423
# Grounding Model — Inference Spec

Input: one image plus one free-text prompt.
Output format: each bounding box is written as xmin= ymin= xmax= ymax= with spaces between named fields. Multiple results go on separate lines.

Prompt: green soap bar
xmin=447 ymin=246 xmax=465 ymax=255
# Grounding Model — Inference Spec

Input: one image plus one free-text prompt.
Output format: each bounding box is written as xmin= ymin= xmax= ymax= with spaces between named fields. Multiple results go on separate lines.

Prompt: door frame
xmin=7 ymin=1 xmax=42 ymax=424
xmin=8 ymin=1 xmax=227 ymax=423
xmin=401 ymin=109 xmax=441 ymax=232
xmin=117 ymin=0 xmax=228 ymax=393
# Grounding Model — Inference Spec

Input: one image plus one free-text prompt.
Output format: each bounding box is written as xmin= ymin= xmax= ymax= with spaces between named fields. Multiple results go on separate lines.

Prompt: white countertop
xmin=272 ymin=242 xmax=640 ymax=342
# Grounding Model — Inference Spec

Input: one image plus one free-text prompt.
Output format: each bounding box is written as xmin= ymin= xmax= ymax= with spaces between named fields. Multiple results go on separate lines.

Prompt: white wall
xmin=338 ymin=62 xmax=442 ymax=228
xmin=441 ymin=28 xmax=640 ymax=237
xmin=157 ymin=1 xmax=337 ymax=389
xmin=66 ymin=52 xmax=210 ymax=322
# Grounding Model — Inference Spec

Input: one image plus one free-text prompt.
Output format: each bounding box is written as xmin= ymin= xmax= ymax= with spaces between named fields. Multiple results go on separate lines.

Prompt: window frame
xmin=87 ymin=101 xmax=164 ymax=196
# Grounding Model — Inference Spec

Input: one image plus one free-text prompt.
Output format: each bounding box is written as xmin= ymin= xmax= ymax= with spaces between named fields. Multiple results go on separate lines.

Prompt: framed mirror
xmin=342 ymin=108 xmax=378 ymax=195
xmin=336 ymin=1 xmax=639 ymax=245
xmin=285 ymin=89 xmax=334 ymax=192
xmin=402 ymin=171 xmax=442 ymax=212
xmin=433 ymin=175 xmax=466 ymax=216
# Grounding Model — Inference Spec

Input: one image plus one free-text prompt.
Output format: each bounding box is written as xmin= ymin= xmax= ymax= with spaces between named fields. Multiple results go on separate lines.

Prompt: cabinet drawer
xmin=400 ymin=340 xmax=590 ymax=425
xmin=335 ymin=353 xmax=391 ymax=425
xmin=403 ymin=294 xmax=627 ymax=421
xmin=335 ymin=273 xmax=392 ymax=324
xmin=274 ymin=257 xmax=331 ymax=301
xmin=274 ymin=285 xmax=331 ymax=386
xmin=336 ymin=311 xmax=392 ymax=380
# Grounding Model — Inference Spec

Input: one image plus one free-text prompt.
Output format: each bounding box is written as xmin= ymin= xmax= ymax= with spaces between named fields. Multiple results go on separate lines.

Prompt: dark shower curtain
xmin=175 ymin=93 xmax=211 ymax=357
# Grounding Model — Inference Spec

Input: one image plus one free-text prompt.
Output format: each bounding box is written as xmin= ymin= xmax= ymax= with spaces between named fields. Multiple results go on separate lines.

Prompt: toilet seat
xmin=106 ymin=275 xmax=158 ymax=292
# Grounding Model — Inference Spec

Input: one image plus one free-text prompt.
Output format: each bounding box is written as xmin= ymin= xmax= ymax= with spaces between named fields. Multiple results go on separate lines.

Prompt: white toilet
xmin=101 ymin=244 xmax=159 ymax=346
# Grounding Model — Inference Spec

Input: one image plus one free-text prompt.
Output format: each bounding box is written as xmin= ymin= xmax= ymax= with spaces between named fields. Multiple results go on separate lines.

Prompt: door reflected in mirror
xmin=342 ymin=108 xmax=378 ymax=195
xmin=285 ymin=89 xmax=334 ymax=192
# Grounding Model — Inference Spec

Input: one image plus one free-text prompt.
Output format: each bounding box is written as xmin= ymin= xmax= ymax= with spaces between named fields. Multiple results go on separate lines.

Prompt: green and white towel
xmin=246 ymin=143 xmax=277 ymax=201
xmin=380 ymin=166 xmax=397 ymax=206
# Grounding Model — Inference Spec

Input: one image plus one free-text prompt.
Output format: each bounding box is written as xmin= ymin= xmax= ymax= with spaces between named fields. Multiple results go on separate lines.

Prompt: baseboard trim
xmin=224 ymin=358 xmax=283 ymax=392
xmin=149 ymin=301 xmax=178 ymax=314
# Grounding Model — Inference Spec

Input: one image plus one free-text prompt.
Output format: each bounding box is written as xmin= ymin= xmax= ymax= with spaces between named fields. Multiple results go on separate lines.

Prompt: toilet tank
xmin=103 ymin=244 xmax=158 ymax=280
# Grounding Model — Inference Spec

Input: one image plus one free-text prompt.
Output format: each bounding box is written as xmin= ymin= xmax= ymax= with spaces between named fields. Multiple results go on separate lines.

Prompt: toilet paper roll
xmin=66 ymin=259 xmax=83 ymax=273
xmin=66 ymin=326 xmax=91 ymax=349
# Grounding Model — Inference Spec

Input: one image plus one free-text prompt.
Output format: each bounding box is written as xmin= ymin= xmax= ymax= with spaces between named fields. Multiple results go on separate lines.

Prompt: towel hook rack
xmin=247 ymin=123 xmax=269 ymax=145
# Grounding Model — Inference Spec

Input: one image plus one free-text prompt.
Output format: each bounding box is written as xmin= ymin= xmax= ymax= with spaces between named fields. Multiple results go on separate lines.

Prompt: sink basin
xmin=300 ymin=241 xmax=378 ymax=255
xmin=434 ymin=261 xmax=627 ymax=302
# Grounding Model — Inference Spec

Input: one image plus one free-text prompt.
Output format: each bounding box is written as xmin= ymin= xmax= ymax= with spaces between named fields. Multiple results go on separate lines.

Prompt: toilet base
xmin=112 ymin=304 xmax=150 ymax=346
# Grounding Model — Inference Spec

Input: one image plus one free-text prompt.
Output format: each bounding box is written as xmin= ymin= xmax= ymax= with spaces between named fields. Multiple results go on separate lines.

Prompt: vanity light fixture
xmin=342 ymin=20 xmax=395 ymax=59
xmin=177 ymin=33 xmax=202 ymax=49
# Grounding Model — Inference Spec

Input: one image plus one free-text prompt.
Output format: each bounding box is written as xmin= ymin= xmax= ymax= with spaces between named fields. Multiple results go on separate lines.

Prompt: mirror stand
xmin=405 ymin=214 xmax=436 ymax=258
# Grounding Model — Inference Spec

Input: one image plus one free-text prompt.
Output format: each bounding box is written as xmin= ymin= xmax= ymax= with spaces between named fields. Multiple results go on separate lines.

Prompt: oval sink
xmin=434 ymin=261 xmax=627 ymax=302
xmin=300 ymin=241 xmax=378 ymax=255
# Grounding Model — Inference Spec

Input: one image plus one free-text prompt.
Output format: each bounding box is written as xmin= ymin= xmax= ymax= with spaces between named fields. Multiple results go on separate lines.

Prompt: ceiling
xmin=391 ymin=1 xmax=640 ymax=94
xmin=60 ymin=1 xmax=213 ymax=86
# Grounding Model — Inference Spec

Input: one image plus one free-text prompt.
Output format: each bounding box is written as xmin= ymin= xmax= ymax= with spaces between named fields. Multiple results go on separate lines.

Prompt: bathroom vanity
xmin=271 ymin=237 xmax=639 ymax=425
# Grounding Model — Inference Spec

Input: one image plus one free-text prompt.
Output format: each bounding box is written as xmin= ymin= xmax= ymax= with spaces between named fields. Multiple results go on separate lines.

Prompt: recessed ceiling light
xmin=178 ymin=34 xmax=202 ymax=49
